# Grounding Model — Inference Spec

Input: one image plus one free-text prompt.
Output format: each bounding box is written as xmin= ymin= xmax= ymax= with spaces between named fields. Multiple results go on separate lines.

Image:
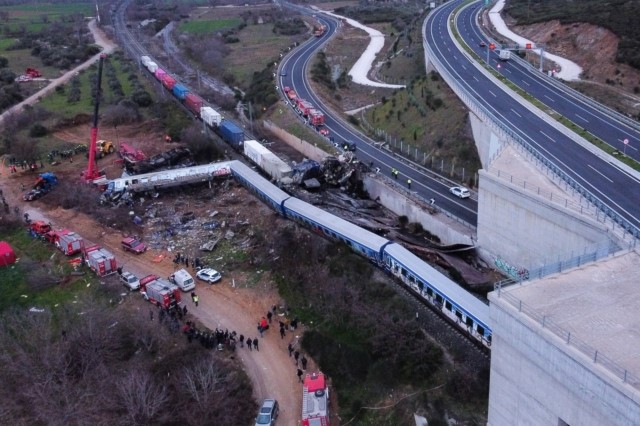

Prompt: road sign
xmin=623 ymin=138 xmax=629 ymax=156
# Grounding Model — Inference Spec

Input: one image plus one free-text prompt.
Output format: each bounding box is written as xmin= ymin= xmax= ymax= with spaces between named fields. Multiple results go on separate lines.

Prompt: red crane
xmin=84 ymin=53 xmax=107 ymax=182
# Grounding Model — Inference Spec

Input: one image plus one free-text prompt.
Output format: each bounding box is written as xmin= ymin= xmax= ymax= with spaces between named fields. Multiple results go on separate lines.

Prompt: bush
xmin=29 ymin=123 xmax=47 ymax=137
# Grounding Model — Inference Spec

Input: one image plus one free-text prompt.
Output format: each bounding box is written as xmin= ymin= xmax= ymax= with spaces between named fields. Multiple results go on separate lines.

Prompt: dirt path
xmin=0 ymin=20 xmax=306 ymax=425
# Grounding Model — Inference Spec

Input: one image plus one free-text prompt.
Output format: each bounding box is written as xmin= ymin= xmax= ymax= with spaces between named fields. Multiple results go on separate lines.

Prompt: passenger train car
xmin=227 ymin=162 xmax=492 ymax=348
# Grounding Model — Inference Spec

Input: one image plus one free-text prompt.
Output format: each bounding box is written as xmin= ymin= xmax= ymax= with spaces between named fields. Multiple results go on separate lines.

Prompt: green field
xmin=0 ymin=2 xmax=93 ymax=33
xmin=178 ymin=18 xmax=242 ymax=34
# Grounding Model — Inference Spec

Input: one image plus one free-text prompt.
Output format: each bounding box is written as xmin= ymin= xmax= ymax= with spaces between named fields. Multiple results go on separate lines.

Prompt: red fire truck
xmin=84 ymin=245 xmax=117 ymax=276
xmin=302 ymin=372 xmax=330 ymax=426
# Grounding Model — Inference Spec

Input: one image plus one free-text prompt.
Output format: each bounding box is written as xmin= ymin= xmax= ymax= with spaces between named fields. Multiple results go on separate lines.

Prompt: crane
xmin=84 ymin=53 xmax=107 ymax=182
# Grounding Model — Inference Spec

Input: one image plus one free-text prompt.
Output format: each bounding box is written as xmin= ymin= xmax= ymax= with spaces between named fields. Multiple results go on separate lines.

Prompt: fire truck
xmin=302 ymin=372 xmax=330 ymax=426
xmin=45 ymin=230 xmax=84 ymax=255
xmin=140 ymin=275 xmax=181 ymax=310
xmin=84 ymin=244 xmax=117 ymax=276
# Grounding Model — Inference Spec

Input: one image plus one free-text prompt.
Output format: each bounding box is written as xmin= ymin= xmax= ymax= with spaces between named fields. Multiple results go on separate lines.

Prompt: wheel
xmin=108 ymin=146 xmax=114 ymax=153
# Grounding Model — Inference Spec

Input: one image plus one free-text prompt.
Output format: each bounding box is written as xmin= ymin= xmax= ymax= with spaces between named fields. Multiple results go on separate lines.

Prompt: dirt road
xmin=0 ymin=20 xmax=305 ymax=425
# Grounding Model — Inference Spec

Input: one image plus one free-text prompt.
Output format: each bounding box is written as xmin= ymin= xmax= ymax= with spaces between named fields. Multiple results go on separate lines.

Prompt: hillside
xmin=504 ymin=0 xmax=640 ymax=69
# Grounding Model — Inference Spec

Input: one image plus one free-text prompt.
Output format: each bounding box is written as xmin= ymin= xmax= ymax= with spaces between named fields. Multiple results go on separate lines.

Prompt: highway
xmin=424 ymin=0 xmax=640 ymax=234
xmin=458 ymin=2 xmax=640 ymax=164
xmin=278 ymin=5 xmax=479 ymax=227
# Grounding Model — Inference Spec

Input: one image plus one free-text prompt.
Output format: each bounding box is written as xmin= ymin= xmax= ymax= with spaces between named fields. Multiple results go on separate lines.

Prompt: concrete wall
xmin=488 ymin=294 xmax=640 ymax=426
xmin=263 ymin=120 xmax=330 ymax=163
xmin=477 ymin=170 xmax=612 ymax=269
xmin=469 ymin=112 xmax=504 ymax=168
xmin=364 ymin=176 xmax=474 ymax=245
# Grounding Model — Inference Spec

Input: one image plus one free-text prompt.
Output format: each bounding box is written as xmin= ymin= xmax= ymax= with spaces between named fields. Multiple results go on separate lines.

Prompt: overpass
xmin=423 ymin=0 xmax=639 ymax=277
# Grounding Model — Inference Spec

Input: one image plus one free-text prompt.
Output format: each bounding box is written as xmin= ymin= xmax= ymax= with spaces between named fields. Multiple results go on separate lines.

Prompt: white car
xmin=196 ymin=268 xmax=222 ymax=283
xmin=120 ymin=271 xmax=140 ymax=291
xmin=450 ymin=186 xmax=471 ymax=199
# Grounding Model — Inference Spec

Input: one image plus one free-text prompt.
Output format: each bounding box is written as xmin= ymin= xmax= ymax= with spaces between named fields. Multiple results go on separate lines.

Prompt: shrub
xmin=29 ymin=123 xmax=47 ymax=137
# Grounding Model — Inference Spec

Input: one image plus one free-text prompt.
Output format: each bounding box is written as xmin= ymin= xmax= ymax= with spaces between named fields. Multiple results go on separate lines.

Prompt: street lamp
xmin=623 ymin=138 xmax=629 ymax=156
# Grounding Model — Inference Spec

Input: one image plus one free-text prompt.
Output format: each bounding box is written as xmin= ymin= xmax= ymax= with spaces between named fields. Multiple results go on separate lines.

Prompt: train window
xmin=400 ymin=268 xmax=407 ymax=277
xmin=465 ymin=317 xmax=473 ymax=327
xmin=435 ymin=294 xmax=443 ymax=303
xmin=445 ymin=301 xmax=452 ymax=311
xmin=426 ymin=287 xmax=433 ymax=297
xmin=477 ymin=325 xmax=485 ymax=336
xmin=455 ymin=310 xmax=462 ymax=320
xmin=408 ymin=275 xmax=415 ymax=283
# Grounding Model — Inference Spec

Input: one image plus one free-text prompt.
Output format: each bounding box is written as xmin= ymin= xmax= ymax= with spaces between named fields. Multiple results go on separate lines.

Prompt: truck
xmin=284 ymin=87 xmax=297 ymax=101
xmin=184 ymin=93 xmax=204 ymax=118
xmin=217 ymin=120 xmax=244 ymax=149
xmin=498 ymin=50 xmax=511 ymax=61
xmin=313 ymin=24 xmax=326 ymax=37
xmin=140 ymin=275 xmax=181 ymax=310
xmin=25 ymin=67 xmax=42 ymax=78
xmin=23 ymin=173 xmax=58 ymax=201
xmin=243 ymin=140 xmax=293 ymax=181
xmin=56 ymin=231 xmax=84 ymax=255
xmin=96 ymin=140 xmax=115 ymax=157
xmin=84 ymin=244 xmax=117 ymax=276
xmin=301 ymin=372 xmax=330 ymax=426
xmin=28 ymin=221 xmax=51 ymax=238
xmin=201 ymin=106 xmax=222 ymax=128
xmin=309 ymin=109 xmax=325 ymax=126
xmin=296 ymin=99 xmax=314 ymax=117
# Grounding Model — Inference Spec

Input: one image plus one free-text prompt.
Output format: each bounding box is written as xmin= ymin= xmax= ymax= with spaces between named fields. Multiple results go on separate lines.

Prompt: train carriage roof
xmin=384 ymin=243 xmax=491 ymax=329
xmin=230 ymin=161 xmax=291 ymax=206
xmin=284 ymin=197 xmax=389 ymax=253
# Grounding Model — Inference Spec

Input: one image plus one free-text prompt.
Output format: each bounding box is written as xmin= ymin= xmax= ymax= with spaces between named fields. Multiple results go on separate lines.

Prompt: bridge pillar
xmin=469 ymin=111 xmax=505 ymax=169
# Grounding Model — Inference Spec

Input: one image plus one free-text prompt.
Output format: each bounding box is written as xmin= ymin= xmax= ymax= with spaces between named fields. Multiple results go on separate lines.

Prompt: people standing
xmin=267 ymin=311 xmax=273 ymax=324
xmin=288 ymin=343 xmax=294 ymax=357
xmin=246 ymin=338 xmax=253 ymax=351
xmin=301 ymin=355 xmax=308 ymax=371
xmin=253 ymin=338 xmax=259 ymax=351
xmin=149 ymin=309 xmax=154 ymax=321
xmin=183 ymin=305 xmax=188 ymax=316
xmin=239 ymin=334 xmax=245 ymax=348
xmin=279 ymin=324 xmax=286 ymax=339
xmin=191 ymin=292 xmax=199 ymax=307
xmin=294 ymin=350 xmax=300 ymax=366
xmin=297 ymin=368 xmax=304 ymax=383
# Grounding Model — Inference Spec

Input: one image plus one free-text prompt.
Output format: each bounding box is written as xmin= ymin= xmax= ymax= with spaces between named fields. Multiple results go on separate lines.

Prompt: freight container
xmin=146 ymin=61 xmax=158 ymax=73
xmin=184 ymin=93 xmax=204 ymax=117
xmin=243 ymin=140 xmax=292 ymax=181
xmin=84 ymin=245 xmax=117 ymax=277
xmin=172 ymin=83 xmax=189 ymax=100
xmin=154 ymin=68 xmax=166 ymax=81
xmin=161 ymin=75 xmax=177 ymax=90
xmin=218 ymin=120 xmax=244 ymax=149
xmin=141 ymin=56 xmax=151 ymax=67
xmin=201 ymin=106 xmax=222 ymax=127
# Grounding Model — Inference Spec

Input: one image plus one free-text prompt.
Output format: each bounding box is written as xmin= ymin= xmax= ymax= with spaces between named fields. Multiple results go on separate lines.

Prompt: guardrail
xmin=494 ymin=281 xmax=640 ymax=391
xmin=422 ymin=11 xmax=640 ymax=242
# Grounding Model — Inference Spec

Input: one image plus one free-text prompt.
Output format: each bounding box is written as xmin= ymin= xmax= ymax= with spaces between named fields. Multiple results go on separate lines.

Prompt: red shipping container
xmin=184 ymin=93 xmax=204 ymax=117
xmin=162 ymin=75 xmax=176 ymax=90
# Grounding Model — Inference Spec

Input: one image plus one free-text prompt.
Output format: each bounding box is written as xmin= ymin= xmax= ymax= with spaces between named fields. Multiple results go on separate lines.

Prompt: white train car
xmin=243 ymin=140 xmax=292 ymax=181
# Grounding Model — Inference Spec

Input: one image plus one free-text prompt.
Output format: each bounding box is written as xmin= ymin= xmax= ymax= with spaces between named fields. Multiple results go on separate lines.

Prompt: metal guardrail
xmin=421 ymin=13 xmax=640 ymax=242
xmin=494 ymin=282 xmax=640 ymax=391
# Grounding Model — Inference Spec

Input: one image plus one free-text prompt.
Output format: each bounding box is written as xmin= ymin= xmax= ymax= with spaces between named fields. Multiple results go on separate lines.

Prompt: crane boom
xmin=84 ymin=53 xmax=107 ymax=182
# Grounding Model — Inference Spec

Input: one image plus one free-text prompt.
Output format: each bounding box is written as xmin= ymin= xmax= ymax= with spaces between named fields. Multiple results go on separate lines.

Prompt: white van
xmin=169 ymin=268 xmax=196 ymax=292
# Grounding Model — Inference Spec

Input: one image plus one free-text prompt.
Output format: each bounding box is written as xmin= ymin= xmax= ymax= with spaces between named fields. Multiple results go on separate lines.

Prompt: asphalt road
xmin=424 ymin=0 xmax=640 ymax=233
xmin=279 ymin=5 xmax=479 ymax=228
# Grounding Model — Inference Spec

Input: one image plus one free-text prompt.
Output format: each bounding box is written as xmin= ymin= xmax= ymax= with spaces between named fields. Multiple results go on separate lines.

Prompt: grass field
xmin=179 ymin=18 xmax=242 ymax=34
xmin=0 ymin=3 xmax=93 ymax=33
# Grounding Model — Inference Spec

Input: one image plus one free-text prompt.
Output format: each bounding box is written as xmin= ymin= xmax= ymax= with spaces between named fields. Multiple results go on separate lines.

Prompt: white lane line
xmin=461 ymin=64 xmax=467 ymax=70
xmin=575 ymin=113 xmax=589 ymax=122
xmin=522 ymin=79 xmax=530 ymax=86
xmin=587 ymin=164 xmax=614 ymax=183
xmin=488 ymin=90 xmax=497 ymax=97
xmin=473 ymin=76 xmax=479 ymax=82
xmin=540 ymin=131 xmax=555 ymax=143
xmin=619 ymin=139 xmax=638 ymax=151
xmin=511 ymin=108 xmax=522 ymax=118
xmin=505 ymin=68 xmax=512 ymax=73
xmin=544 ymin=95 xmax=555 ymax=102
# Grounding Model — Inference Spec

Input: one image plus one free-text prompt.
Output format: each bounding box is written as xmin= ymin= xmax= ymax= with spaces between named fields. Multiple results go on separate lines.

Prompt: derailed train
xmin=230 ymin=161 xmax=492 ymax=348
xmin=137 ymin=55 xmax=492 ymax=348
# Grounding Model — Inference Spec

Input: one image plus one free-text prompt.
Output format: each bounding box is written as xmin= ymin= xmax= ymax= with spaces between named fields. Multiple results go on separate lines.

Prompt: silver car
xmin=196 ymin=268 xmax=222 ymax=283
xmin=120 ymin=271 xmax=140 ymax=291
xmin=449 ymin=186 xmax=471 ymax=199
xmin=255 ymin=399 xmax=279 ymax=426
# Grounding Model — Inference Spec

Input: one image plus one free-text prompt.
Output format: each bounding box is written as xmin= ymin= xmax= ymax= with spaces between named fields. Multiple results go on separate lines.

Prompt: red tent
xmin=0 ymin=241 xmax=16 ymax=267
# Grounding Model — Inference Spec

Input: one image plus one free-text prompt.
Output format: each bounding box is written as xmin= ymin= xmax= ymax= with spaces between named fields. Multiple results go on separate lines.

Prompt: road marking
xmin=505 ymin=68 xmax=512 ymax=73
xmin=522 ymin=79 xmax=530 ymax=86
xmin=575 ymin=113 xmax=589 ymax=122
xmin=540 ymin=131 xmax=555 ymax=142
xmin=544 ymin=95 xmax=555 ymax=102
xmin=461 ymin=64 xmax=467 ymax=70
xmin=511 ymin=108 xmax=521 ymax=118
xmin=473 ymin=76 xmax=479 ymax=82
xmin=489 ymin=90 xmax=497 ymax=97
xmin=619 ymin=139 xmax=638 ymax=151
xmin=587 ymin=165 xmax=613 ymax=183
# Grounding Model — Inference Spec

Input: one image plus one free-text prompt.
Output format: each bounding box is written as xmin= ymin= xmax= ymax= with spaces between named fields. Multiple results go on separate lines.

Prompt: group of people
xmin=7 ymin=158 xmax=43 ymax=174
xmin=173 ymin=252 xmax=203 ymax=271
xmin=183 ymin=321 xmax=242 ymax=351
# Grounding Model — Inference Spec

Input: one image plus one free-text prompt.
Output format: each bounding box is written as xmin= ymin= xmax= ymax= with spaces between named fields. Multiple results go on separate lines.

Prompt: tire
xmin=108 ymin=146 xmax=114 ymax=154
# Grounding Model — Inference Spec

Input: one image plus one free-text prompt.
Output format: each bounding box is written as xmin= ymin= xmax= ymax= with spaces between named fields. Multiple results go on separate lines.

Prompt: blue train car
xmin=383 ymin=243 xmax=492 ymax=347
xmin=218 ymin=120 xmax=245 ymax=149
xmin=230 ymin=161 xmax=291 ymax=215
xmin=172 ymin=83 xmax=189 ymax=100
xmin=283 ymin=197 xmax=390 ymax=264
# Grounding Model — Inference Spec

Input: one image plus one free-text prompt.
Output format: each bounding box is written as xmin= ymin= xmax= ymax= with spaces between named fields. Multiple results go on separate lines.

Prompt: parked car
xmin=169 ymin=268 xmax=196 ymax=292
xmin=120 ymin=271 xmax=140 ymax=291
xmin=255 ymin=399 xmax=279 ymax=426
xmin=479 ymin=41 xmax=486 ymax=47
xmin=196 ymin=268 xmax=222 ymax=284
xmin=450 ymin=186 xmax=471 ymax=199
xmin=121 ymin=237 xmax=147 ymax=254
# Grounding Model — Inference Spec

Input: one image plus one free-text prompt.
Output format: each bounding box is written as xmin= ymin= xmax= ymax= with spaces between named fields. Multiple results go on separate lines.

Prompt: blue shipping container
xmin=218 ymin=120 xmax=244 ymax=148
xmin=172 ymin=83 xmax=189 ymax=100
